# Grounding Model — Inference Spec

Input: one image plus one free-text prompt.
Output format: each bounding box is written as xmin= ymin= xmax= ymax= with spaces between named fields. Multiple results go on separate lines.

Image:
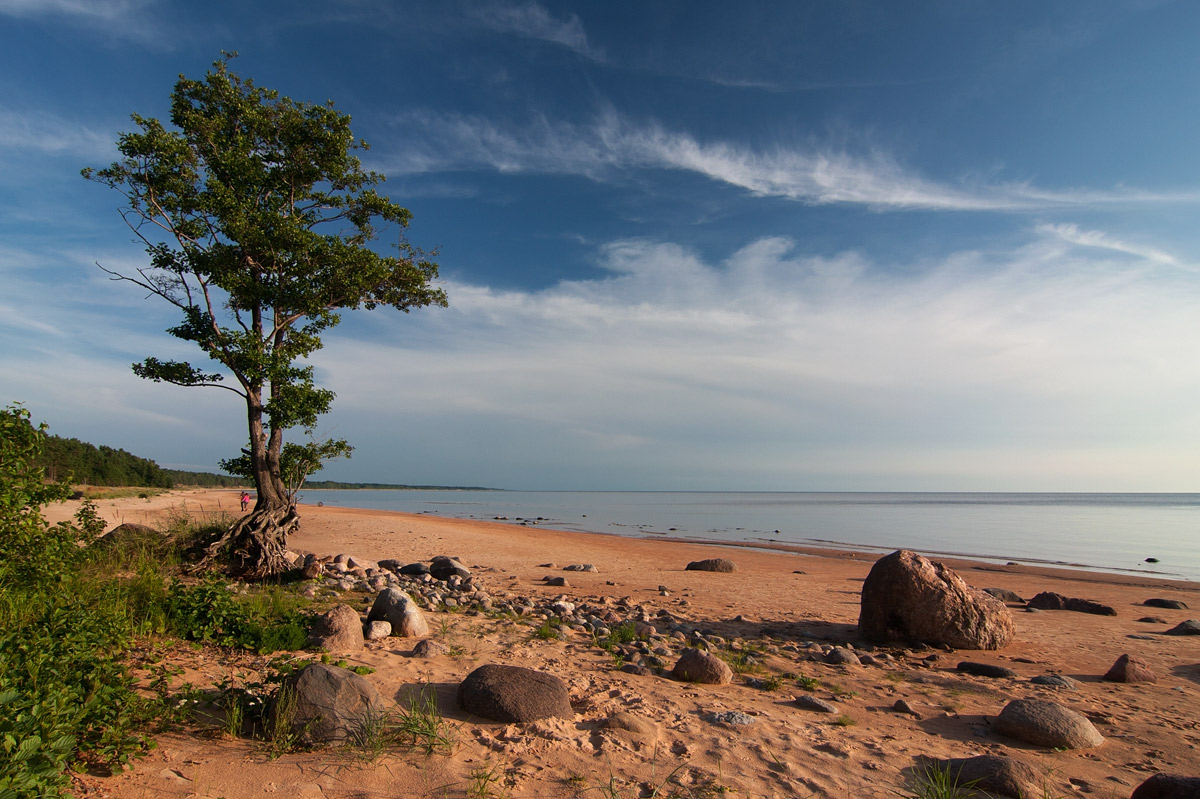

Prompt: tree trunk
xmin=196 ymin=387 xmax=298 ymax=578
xmin=199 ymin=503 xmax=299 ymax=579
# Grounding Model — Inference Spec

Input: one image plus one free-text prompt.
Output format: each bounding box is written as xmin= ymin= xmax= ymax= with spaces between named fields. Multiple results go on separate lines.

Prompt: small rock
xmin=983 ymin=588 xmax=1026 ymax=604
xmin=1143 ymin=598 xmax=1189 ymax=610
xmin=1030 ymin=674 xmax=1079 ymax=690
xmin=825 ymin=647 xmax=862 ymax=666
xmin=544 ymin=576 xmax=570 ymax=587
xmin=957 ymin=661 xmax=1019 ymax=679
xmin=1138 ymin=617 xmax=1169 ymax=624
xmin=928 ymin=755 xmax=1045 ymax=799
xmin=1103 ymin=654 xmax=1158 ymax=683
xmin=1164 ymin=619 xmax=1200 ymax=636
xmin=1026 ymin=592 xmax=1117 ymax=616
xmin=707 ymin=711 xmax=755 ymax=726
xmin=892 ymin=699 xmax=921 ymax=717
xmin=365 ymin=620 xmax=392 ymax=641
xmin=794 ymin=695 xmax=838 ymax=713
xmin=563 ymin=564 xmax=597 ymax=572
xmin=411 ymin=639 xmax=448 ymax=658
xmin=457 ymin=664 xmax=572 ymax=723
xmin=307 ymin=604 xmax=364 ymax=652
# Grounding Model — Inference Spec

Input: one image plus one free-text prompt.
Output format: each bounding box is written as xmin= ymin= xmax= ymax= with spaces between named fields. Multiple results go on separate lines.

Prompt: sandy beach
xmin=48 ymin=490 xmax=1200 ymax=799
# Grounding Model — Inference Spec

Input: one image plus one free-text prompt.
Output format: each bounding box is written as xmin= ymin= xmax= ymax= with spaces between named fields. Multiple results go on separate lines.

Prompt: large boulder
xmin=367 ymin=588 xmax=429 ymax=637
xmin=273 ymin=662 xmax=383 ymax=744
xmin=926 ymin=755 xmax=1044 ymax=799
xmin=1131 ymin=774 xmax=1200 ymax=799
xmin=429 ymin=556 xmax=470 ymax=581
xmin=457 ymin=665 xmax=572 ymax=723
xmin=993 ymin=699 xmax=1104 ymax=750
xmin=671 ymin=647 xmax=733 ymax=684
xmin=1164 ymin=620 xmax=1200 ymax=636
xmin=858 ymin=550 xmax=1015 ymax=650
xmin=307 ymin=604 xmax=364 ymax=652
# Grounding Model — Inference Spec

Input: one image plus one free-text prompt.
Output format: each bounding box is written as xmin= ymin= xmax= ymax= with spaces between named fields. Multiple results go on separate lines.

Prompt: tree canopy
xmin=83 ymin=54 xmax=446 ymax=576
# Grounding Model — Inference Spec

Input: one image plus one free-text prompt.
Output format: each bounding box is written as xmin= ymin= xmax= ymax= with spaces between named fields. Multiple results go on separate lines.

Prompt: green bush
xmin=165 ymin=577 xmax=310 ymax=653
xmin=0 ymin=406 xmax=152 ymax=797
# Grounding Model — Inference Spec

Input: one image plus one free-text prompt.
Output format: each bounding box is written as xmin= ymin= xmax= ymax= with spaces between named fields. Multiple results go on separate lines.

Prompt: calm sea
xmin=297 ymin=490 xmax=1200 ymax=582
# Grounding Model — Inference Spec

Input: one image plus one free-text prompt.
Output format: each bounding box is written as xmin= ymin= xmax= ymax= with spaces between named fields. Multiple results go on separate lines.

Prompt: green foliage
xmin=899 ymin=761 xmax=981 ymax=799
xmin=220 ymin=438 xmax=353 ymax=504
xmin=165 ymin=576 xmax=310 ymax=653
xmin=0 ymin=406 xmax=153 ymax=798
xmin=34 ymin=427 xmax=173 ymax=488
xmin=393 ymin=684 xmax=456 ymax=755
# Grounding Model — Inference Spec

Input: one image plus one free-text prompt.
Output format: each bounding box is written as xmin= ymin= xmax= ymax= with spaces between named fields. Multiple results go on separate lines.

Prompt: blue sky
xmin=3 ymin=0 xmax=1200 ymax=491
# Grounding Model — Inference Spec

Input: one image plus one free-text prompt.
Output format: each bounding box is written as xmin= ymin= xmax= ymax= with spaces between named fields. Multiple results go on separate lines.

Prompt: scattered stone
xmin=1139 ymin=617 xmax=1169 ymax=624
xmin=993 ymin=698 xmax=1105 ymax=749
xmin=929 ymin=755 xmax=1044 ymax=799
xmin=957 ymin=661 xmax=1019 ymax=679
xmin=707 ymin=711 xmax=755 ymax=726
xmin=273 ymin=662 xmax=383 ymax=744
xmin=367 ymin=588 xmax=430 ymax=638
xmin=411 ymin=639 xmax=448 ymax=658
xmin=794 ymin=695 xmax=838 ymax=713
xmin=429 ymin=556 xmax=470 ymax=581
xmin=892 ymin=699 xmax=921 ymax=718
xmin=1103 ymin=654 xmax=1158 ymax=683
xmin=685 ymin=558 xmax=737 ymax=573
xmin=1131 ymin=773 xmax=1200 ymax=799
xmin=1164 ymin=620 xmax=1200 ymax=636
xmin=307 ymin=604 xmax=365 ymax=652
xmin=857 ymin=550 xmax=1015 ymax=650
xmin=825 ymin=647 xmax=862 ymax=666
xmin=1144 ymin=598 xmax=1189 ymax=610
xmin=620 ymin=664 xmax=655 ymax=677
xmin=1030 ymin=674 xmax=1079 ymax=690
xmin=457 ymin=664 xmax=572 ymax=723
xmin=671 ymin=647 xmax=733 ymax=684
xmin=563 ymin=564 xmax=598 ymax=572
xmin=398 ymin=562 xmax=430 ymax=576
xmin=983 ymin=588 xmax=1026 ymax=604
xmin=1026 ymin=592 xmax=1117 ymax=616
xmin=362 ymin=619 xmax=391 ymax=638
xmin=544 ymin=576 xmax=570 ymax=587
xmin=537 ymin=562 xmax=556 ymax=568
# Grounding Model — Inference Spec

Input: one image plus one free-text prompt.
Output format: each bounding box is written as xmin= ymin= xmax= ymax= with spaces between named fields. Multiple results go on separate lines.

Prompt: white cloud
xmin=473 ymin=1 xmax=601 ymax=61
xmin=1038 ymin=223 xmax=1185 ymax=267
xmin=0 ymin=107 xmax=117 ymax=159
xmin=310 ymin=229 xmax=1200 ymax=489
xmin=381 ymin=109 xmax=1200 ymax=212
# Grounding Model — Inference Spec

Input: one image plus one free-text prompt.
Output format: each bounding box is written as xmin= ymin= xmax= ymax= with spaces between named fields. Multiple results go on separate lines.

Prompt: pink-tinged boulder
xmin=1131 ymin=774 xmax=1200 ymax=799
xmin=274 ymin=662 xmax=383 ymax=744
xmin=1103 ymin=654 xmax=1158 ymax=683
xmin=307 ymin=604 xmax=364 ymax=652
xmin=858 ymin=550 xmax=1015 ymax=650
xmin=994 ymin=699 xmax=1104 ymax=750
xmin=671 ymin=647 xmax=733 ymax=684
xmin=457 ymin=665 xmax=572 ymax=723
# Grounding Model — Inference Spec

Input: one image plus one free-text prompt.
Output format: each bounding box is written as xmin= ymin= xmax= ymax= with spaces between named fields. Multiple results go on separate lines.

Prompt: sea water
xmin=297 ymin=490 xmax=1200 ymax=582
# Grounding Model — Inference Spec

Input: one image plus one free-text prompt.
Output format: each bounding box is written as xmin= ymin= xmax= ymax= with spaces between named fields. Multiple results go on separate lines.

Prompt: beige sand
xmin=47 ymin=490 xmax=1200 ymax=799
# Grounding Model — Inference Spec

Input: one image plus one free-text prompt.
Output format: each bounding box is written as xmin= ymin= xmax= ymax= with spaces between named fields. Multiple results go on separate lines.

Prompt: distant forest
xmin=31 ymin=422 xmax=490 ymax=490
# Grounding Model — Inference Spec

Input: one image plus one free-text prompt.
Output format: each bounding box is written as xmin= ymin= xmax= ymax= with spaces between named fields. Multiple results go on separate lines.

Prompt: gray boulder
xmin=957 ymin=661 xmax=1019 ymax=679
xmin=367 ymin=588 xmax=430 ymax=637
xmin=671 ymin=647 xmax=733 ymax=684
xmin=457 ymin=664 xmax=572 ymax=723
xmin=307 ymin=604 xmax=364 ymax=652
xmin=1164 ymin=620 xmax=1200 ymax=636
xmin=685 ymin=558 xmax=737 ymax=573
xmin=1027 ymin=592 xmax=1116 ymax=616
xmin=993 ymin=698 xmax=1104 ymax=749
xmin=1143 ymin=598 xmax=1189 ymax=610
xmin=858 ymin=550 xmax=1015 ymax=650
xmin=273 ymin=662 xmax=383 ymax=744
xmin=983 ymin=587 xmax=1026 ymax=604
xmin=430 ymin=556 xmax=470 ymax=580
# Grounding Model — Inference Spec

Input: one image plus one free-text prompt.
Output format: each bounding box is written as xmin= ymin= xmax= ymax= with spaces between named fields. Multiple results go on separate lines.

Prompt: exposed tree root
xmin=196 ymin=504 xmax=299 ymax=579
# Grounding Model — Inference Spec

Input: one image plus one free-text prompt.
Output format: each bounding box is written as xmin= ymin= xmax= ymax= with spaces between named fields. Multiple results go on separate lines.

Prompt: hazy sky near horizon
xmin=4 ymin=0 xmax=1200 ymax=491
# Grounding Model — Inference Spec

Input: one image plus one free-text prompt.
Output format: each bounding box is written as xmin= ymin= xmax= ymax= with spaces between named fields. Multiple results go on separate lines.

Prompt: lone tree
xmin=84 ymin=55 xmax=446 ymax=577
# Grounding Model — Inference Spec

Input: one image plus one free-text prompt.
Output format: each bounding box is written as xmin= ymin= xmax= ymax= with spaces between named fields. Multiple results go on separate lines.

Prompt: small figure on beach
xmin=240 ymin=491 xmax=250 ymax=511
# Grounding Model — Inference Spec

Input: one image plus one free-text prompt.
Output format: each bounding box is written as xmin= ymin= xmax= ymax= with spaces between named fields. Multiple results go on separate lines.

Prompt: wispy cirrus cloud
xmin=472 ymin=1 xmax=601 ymax=61
xmin=1038 ymin=222 xmax=1185 ymax=267
xmin=0 ymin=107 xmax=116 ymax=159
xmin=380 ymin=109 xmax=1200 ymax=212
